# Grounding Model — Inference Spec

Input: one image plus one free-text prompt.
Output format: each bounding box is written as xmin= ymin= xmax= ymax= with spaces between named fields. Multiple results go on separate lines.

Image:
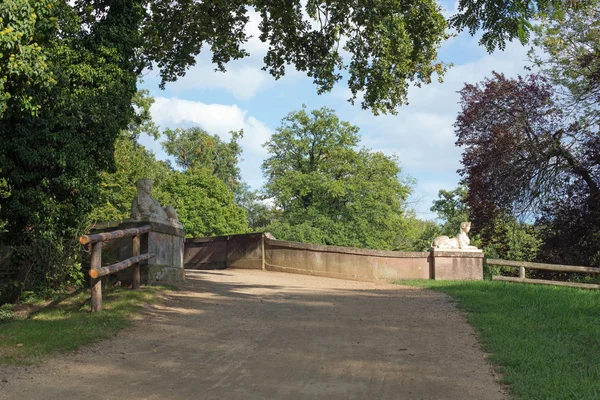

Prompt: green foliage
xmin=143 ymin=0 xmax=449 ymax=114
xmin=91 ymin=91 xmax=169 ymax=223
xmin=0 ymin=0 xmax=59 ymax=117
xmin=155 ymin=168 xmax=248 ymax=238
xmin=430 ymin=187 xmax=541 ymax=269
xmin=430 ymin=186 xmax=470 ymax=237
xmin=91 ymin=134 xmax=171 ymax=223
xmin=449 ymin=0 xmax=578 ymax=52
xmin=530 ymin=1 xmax=600 ymax=128
xmin=263 ymin=106 xmax=412 ymax=250
xmin=0 ymin=303 xmax=14 ymax=322
xmin=398 ymin=280 xmax=600 ymax=399
xmin=162 ymin=127 xmax=243 ymax=190
xmin=394 ymin=215 xmax=441 ymax=252
xmin=0 ymin=171 xmax=8 ymax=231
xmin=0 ymin=0 xmax=142 ymax=301
xmin=235 ymin=183 xmax=278 ymax=231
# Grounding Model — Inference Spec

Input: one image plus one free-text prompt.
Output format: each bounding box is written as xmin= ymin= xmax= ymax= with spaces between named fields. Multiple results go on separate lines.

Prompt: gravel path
xmin=0 ymin=269 xmax=507 ymax=399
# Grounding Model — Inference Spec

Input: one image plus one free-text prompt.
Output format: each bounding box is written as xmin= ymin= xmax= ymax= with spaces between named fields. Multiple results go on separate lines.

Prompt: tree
xmin=394 ymin=214 xmax=441 ymax=252
xmin=449 ymin=0 xmax=581 ymax=52
xmin=530 ymin=2 xmax=600 ymax=128
xmin=0 ymin=0 xmax=57 ymax=118
xmin=155 ymin=169 xmax=248 ymax=238
xmin=0 ymin=0 xmax=143 ymax=300
xmin=162 ymin=127 xmax=243 ymax=190
xmin=91 ymin=90 xmax=167 ymax=223
xmin=455 ymin=72 xmax=599 ymax=266
xmin=430 ymin=186 xmax=541 ymax=262
xmin=91 ymin=134 xmax=171 ymax=223
xmin=234 ymin=183 xmax=277 ymax=231
xmin=430 ymin=186 xmax=470 ymax=237
xmin=262 ymin=106 xmax=412 ymax=250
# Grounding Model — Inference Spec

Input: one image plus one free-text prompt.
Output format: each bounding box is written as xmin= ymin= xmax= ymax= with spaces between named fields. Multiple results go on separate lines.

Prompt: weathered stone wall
xmin=184 ymin=233 xmax=263 ymax=270
xmin=183 ymin=233 xmax=484 ymax=281
xmin=431 ymin=250 xmax=484 ymax=280
xmin=264 ymin=238 xmax=431 ymax=281
xmin=184 ymin=236 xmax=228 ymax=270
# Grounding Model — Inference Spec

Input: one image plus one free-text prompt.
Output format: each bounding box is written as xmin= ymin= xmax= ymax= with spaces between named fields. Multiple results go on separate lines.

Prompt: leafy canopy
xmin=455 ymin=72 xmax=598 ymax=266
xmin=263 ymin=106 xmax=412 ymax=250
xmin=156 ymin=169 xmax=248 ymax=238
xmin=530 ymin=1 xmax=600 ymax=128
xmin=162 ymin=127 xmax=243 ymax=190
xmin=449 ymin=0 xmax=580 ymax=52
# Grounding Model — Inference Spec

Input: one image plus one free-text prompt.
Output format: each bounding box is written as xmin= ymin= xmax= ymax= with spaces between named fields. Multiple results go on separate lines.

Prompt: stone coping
xmin=92 ymin=219 xmax=186 ymax=237
xmin=432 ymin=250 xmax=484 ymax=258
xmin=186 ymin=232 xmax=264 ymax=243
xmin=266 ymin=238 xmax=431 ymax=259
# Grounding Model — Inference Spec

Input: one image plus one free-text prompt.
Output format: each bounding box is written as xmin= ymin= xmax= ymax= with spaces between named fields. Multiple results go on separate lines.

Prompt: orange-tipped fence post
xmin=90 ymin=241 xmax=103 ymax=312
xmin=132 ymin=234 xmax=141 ymax=290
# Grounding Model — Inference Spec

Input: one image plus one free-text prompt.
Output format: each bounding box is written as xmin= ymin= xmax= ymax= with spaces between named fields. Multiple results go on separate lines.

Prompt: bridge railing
xmin=80 ymin=225 xmax=155 ymax=312
xmin=487 ymin=259 xmax=600 ymax=290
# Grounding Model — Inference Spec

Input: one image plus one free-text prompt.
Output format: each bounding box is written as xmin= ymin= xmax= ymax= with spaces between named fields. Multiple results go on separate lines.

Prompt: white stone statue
xmin=131 ymin=179 xmax=179 ymax=224
xmin=431 ymin=222 xmax=479 ymax=250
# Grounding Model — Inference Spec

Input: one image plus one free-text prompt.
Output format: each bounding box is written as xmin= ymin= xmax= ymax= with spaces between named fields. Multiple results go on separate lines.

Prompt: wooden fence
xmin=80 ymin=225 xmax=155 ymax=312
xmin=487 ymin=259 xmax=600 ymax=290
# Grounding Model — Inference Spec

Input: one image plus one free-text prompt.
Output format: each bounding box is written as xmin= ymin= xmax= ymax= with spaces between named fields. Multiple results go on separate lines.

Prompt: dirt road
xmin=0 ymin=270 xmax=507 ymax=399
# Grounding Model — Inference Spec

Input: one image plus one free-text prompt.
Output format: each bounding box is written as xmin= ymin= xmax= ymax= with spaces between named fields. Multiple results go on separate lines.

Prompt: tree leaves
xmin=263 ymin=106 xmax=412 ymax=250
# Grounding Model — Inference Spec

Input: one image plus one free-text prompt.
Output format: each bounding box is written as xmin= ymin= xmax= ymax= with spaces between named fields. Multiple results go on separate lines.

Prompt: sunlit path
xmin=0 ymin=270 xmax=506 ymax=400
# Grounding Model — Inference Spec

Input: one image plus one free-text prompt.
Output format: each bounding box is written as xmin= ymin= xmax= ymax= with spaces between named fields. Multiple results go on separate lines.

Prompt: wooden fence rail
xmin=487 ymin=258 xmax=600 ymax=290
xmin=82 ymin=224 xmax=155 ymax=312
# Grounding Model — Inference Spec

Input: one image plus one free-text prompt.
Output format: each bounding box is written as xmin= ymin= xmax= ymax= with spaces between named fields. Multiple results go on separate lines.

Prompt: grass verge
xmin=396 ymin=280 xmax=600 ymax=400
xmin=0 ymin=286 xmax=170 ymax=365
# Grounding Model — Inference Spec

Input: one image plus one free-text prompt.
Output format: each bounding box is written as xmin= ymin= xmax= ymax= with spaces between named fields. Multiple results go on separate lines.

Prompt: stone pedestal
xmin=431 ymin=250 xmax=483 ymax=280
xmin=118 ymin=218 xmax=186 ymax=285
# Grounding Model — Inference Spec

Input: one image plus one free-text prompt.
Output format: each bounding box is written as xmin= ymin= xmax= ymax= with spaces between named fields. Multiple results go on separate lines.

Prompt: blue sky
xmin=139 ymin=2 xmax=532 ymax=220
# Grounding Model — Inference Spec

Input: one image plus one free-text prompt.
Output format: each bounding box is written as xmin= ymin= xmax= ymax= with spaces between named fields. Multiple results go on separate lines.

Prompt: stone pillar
xmin=431 ymin=250 xmax=484 ymax=280
xmin=118 ymin=218 xmax=186 ymax=285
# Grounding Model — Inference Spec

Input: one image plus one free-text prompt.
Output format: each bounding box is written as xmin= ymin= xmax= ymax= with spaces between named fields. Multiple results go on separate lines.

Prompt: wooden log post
xmin=88 ymin=253 xmax=155 ymax=279
xmin=519 ymin=266 xmax=526 ymax=279
xmin=487 ymin=258 xmax=600 ymax=274
xmin=90 ymin=242 xmax=103 ymax=312
xmin=492 ymin=275 xmax=600 ymax=290
xmin=132 ymin=234 xmax=140 ymax=290
xmin=80 ymin=225 xmax=151 ymax=245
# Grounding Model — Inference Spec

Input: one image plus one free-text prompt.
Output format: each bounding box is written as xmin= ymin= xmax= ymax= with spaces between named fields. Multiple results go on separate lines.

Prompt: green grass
xmin=396 ymin=280 xmax=600 ymax=399
xmin=0 ymin=286 xmax=169 ymax=365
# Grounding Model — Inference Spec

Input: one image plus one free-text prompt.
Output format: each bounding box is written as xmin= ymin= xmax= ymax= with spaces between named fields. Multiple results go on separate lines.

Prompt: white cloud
xmin=163 ymin=58 xmax=273 ymax=101
xmin=144 ymin=97 xmax=273 ymax=189
xmin=150 ymin=97 xmax=272 ymax=157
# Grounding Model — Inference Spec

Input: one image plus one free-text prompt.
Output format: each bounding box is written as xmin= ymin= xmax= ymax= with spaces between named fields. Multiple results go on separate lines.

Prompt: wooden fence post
xmin=132 ymin=234 xmax=140 ymax=290
xmin=519 ymin=266 xmax=526 ymax=279
xmin=90 ymin=241 xmax=103 ymax=312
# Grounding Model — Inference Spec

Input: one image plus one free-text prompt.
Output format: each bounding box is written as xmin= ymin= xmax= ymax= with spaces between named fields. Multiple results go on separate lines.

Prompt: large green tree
xmin=162 ymin=127 xmax=243 ymax=191
xmin=0 ymin=0 xmax=142 ymax=300
xmin=263 ymin=107 xmax=412 ymax=250
xmin=155 ymin=168 xmax=248 ymax=238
